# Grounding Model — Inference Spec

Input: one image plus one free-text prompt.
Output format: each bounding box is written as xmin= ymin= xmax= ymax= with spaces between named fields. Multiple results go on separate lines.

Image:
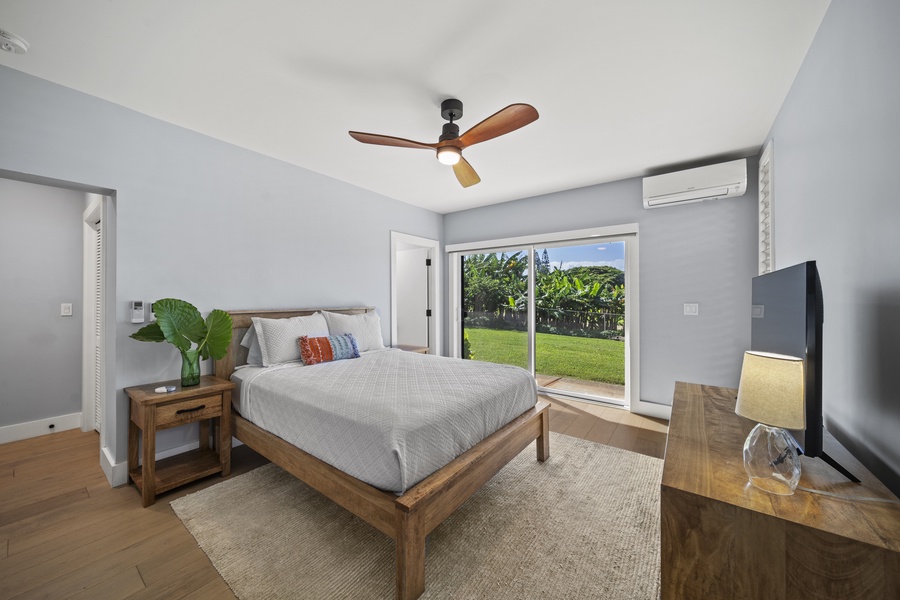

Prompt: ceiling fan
xmin=349 ymin=99 xmax=539 ymax=188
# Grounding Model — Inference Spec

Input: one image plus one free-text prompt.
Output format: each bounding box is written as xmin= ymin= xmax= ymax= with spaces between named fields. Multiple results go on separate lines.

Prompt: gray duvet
xmin=232 ymin=349 xmax=537 ymax=493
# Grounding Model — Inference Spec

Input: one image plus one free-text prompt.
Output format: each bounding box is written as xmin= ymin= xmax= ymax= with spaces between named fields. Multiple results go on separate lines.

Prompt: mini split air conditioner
xmin=642 ymin=158 xmax=747 ymax=209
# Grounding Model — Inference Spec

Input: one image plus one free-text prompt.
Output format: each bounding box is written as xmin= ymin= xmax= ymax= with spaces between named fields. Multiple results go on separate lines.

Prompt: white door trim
xmin=390 ymin=232 xmax=441 ymax=356
xmin=445 ymin=223 xmax=640 ymax=254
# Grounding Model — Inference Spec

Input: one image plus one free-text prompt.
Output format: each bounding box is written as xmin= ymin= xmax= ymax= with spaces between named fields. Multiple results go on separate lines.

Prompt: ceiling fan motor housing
xmin=440 ymin=122 xmax=460 ymax=141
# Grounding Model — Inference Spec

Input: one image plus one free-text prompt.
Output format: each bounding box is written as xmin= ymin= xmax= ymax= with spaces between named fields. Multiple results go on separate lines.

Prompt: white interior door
xmin=396 ymin=247 xmax=429 ymax=347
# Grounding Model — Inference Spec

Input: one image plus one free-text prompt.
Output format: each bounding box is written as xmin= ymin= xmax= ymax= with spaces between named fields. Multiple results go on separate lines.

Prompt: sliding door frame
xmin=448 ymin=224 xmax=655 ymax=416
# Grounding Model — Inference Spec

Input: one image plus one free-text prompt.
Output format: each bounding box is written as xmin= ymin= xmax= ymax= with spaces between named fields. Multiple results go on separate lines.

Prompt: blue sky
xmin=540 ymin=241 xmax=625 ymax=272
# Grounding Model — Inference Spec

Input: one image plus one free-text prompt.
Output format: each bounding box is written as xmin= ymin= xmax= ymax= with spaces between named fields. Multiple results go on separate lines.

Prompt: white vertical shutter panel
xmin=93 ymin=221 xmax=102 ymax=431
xmin=758 ymin=141 xmax=774 ymax=275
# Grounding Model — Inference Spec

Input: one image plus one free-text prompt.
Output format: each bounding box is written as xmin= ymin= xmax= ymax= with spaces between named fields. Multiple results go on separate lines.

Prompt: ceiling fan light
xmin=436 ymin=146 xmax=461 ymax=166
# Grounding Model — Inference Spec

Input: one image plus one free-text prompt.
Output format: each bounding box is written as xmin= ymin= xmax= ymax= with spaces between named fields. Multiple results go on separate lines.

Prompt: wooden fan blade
xmin=458 ymin=104 xmax=539 ymax=148
xmin=348 ymin=131 xmax=436 ymax=150
xmin=452 ymin=157 xmax=481 ymax=188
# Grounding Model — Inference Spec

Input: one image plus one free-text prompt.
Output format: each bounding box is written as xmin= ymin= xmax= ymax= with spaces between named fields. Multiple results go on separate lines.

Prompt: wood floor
xmin=0 ymin=396 xmax=668 ymax=600
xmin=545 ymin=394 xmax=668 ymax=460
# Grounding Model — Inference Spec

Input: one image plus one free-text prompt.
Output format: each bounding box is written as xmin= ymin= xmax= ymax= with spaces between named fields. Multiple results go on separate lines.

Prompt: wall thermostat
xmin=131 ymin=301 xmax=145 ymax=324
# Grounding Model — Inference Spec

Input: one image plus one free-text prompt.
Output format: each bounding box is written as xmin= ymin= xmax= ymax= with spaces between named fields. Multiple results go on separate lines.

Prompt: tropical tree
xmin=463 ymin=252 xmax=527 ymax=314
xmin=463 ymin=251 xmax=625 ymax=334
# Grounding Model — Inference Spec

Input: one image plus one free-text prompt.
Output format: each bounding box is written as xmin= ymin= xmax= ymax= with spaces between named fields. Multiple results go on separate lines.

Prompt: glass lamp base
xmin=743 ymin=423 xmax=801 ymax=495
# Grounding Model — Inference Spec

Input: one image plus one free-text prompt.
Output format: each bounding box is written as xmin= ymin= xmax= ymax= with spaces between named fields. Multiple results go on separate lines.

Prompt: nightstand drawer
xmin=156 ymin=394 xmax=223 ymax=428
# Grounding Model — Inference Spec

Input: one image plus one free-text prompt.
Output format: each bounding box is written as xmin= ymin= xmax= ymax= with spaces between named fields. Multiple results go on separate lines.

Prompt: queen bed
xmin=214 ymin=307 xmax=550 ymax=600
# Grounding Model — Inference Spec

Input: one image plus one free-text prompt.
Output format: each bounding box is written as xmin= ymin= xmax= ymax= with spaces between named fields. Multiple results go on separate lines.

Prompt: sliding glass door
xmin=459 ymin=236 xmax=629 ymax=406
xmin=460 ymin=248 xmax=530 ymax=371
xmin=532 ymin=241 xmax=625 ymax=404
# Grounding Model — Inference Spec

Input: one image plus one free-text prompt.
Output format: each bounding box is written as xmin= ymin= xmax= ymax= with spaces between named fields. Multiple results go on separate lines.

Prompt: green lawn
xmin=465 ymin=328 xmax=625 ymax=385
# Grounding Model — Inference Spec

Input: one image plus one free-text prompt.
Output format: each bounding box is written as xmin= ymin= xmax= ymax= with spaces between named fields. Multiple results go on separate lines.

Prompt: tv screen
xmin=750 ymin=261 xmax=823 ymax=457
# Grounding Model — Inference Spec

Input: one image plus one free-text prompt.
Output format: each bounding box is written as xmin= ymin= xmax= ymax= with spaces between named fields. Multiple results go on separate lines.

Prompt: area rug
xmin=171 ymin=433 xmax=662 ymax=599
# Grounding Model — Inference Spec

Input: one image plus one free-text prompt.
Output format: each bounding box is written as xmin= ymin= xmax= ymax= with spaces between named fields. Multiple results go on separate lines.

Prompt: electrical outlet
xmin=60 ymin=303 xmax=73 ymax=317
xmin=683 ymin=303 xmax=699 ymax=316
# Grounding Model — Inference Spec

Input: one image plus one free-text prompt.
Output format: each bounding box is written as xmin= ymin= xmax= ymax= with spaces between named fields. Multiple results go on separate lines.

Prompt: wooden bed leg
xmin=537 ymin=406 xmax=550 ymax=462
xmin=396 ymin=510 xmax=426 ymax=600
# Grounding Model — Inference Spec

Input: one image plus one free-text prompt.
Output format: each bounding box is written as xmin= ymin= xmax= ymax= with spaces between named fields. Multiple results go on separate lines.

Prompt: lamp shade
xmin=735 ymin=351 xmax=805 ymax=429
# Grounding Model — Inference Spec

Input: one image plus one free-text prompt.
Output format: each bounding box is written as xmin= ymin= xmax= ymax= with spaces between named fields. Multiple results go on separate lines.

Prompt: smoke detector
xmin=0 ymin=29 xmax=29 ymax=54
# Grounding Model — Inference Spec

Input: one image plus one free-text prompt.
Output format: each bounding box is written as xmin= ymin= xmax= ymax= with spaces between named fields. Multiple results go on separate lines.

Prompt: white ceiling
xmin=0 ymin=1 xmax=830 ymax=214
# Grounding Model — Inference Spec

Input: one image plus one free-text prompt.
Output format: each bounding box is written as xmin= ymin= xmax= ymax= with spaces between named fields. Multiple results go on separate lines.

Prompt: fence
xmin=465 ymin=309 xmax=623 ymax=338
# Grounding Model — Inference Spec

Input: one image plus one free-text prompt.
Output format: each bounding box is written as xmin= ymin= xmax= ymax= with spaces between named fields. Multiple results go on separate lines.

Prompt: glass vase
xmin=180 ymin=349 xmax=201 ymax=387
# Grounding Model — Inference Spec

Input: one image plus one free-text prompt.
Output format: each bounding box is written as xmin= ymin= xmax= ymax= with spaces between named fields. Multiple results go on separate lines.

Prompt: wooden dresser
xmin=661 ymin=381 xmax=900 ymax=599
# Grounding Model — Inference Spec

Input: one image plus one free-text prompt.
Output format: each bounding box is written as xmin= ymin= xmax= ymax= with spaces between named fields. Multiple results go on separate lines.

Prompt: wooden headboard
xmin=213 ymin=306 xmax=375 ymax=380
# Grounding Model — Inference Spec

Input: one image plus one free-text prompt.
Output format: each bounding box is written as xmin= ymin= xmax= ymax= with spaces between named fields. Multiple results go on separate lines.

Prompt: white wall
xmin=763 ymin=0 xmax=900 ymax=494
xmin=443 ymin=165 xmax=760 ymax=407
xmin=0 ymin=65 xmax=442 ymax=474
xmin=0 ymin=178 xmax=84 ymax=428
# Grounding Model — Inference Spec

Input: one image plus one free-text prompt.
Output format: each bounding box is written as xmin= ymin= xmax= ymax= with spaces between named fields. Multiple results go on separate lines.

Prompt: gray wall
xmin=0 ymin=178 xmax=84 ymax=426
xmin=0 ymin=65 xmax=442 ymax=464
xmin=764 ymin=0 xmax=900 ymax=494
xmin=443 ymin=164 xmax=760 ymax=406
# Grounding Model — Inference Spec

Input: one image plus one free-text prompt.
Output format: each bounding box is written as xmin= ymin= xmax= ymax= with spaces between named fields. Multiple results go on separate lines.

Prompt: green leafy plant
xmin=130 ymin=298 xmax=233 ymax=386
xmin=462 ymin=330 xmax=475 ymax=360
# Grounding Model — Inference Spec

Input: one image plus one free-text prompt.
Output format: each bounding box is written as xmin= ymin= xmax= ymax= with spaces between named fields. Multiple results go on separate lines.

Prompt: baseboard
xmin=101 ymin=437 xmax=244 ymax=487
xmin=631 ymin=400 xmax=672 ymax=421
xmin=101 ymin=444 xmax=128 ymax=487
xmin=0 ymin=412 xmax=82 ymax=445
xmin=157 ymin=440 xmax=201 ymax=461
xmin=151 ymin=438 xmax=244 ymax=460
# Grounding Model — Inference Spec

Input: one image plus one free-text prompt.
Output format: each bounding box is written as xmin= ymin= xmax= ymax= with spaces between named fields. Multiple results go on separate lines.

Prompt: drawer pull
xmin=176 ymin=404 xmax=206 ymax=414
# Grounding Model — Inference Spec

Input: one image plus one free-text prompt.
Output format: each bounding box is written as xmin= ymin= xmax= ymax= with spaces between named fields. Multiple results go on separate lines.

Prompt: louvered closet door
xmin=759 ymin=141 xmax=774 ymax=275
xmin=91 ymin=220 xmax=102 ymax=431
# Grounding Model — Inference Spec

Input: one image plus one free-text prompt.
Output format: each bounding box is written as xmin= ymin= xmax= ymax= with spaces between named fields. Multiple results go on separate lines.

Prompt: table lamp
xmin=734 ymin=350 xmax=805 ymax=495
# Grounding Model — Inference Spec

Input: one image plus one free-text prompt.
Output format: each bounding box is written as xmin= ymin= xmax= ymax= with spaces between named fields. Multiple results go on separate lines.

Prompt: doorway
xmin=0 ymin=169 xmax=115 ymax=450
xmin=391 ymin=232 xmax=441 ymax=355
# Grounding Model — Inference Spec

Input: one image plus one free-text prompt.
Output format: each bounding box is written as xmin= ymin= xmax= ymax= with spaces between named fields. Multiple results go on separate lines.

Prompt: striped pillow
xmin=298 ymin=334 xmax=360 ymax=366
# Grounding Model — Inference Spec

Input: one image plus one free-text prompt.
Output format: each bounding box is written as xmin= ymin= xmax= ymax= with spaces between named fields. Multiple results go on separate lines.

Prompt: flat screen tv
xmin=750 ymin=261 xmax=857 ymax=481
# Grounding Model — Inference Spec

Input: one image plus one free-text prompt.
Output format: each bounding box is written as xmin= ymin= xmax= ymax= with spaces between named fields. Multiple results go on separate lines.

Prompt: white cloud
xmin=557 ymin=259 xmax=625 ymax=271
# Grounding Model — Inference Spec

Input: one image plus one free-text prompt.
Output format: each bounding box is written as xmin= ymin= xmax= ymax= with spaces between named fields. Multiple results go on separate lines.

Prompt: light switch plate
xmin=61 ymin=303 xmax=73 ymax=317
xmin=683 ymin=303 xmax=699 ymax=316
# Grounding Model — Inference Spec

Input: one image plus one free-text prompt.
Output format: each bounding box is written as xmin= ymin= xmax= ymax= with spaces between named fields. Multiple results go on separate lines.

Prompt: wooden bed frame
xmin=214 ymin=307 xmax=550 ymax=600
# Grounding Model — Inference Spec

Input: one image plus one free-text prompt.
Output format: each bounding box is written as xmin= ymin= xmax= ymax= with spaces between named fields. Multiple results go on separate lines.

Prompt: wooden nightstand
xmin=126 ymin=375 xmax=234 ymax=507
xmin=392 ymin=344 xmax=429 ymax=354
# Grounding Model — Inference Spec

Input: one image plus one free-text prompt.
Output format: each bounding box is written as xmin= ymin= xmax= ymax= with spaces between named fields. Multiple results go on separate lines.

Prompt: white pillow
xmin=252 ymin=313 xmax=329 ymax=366
xmin=321 ymin=311 xmax=385 ymax=353
xmin=240 ymin=327 xmax=263 ymax=367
